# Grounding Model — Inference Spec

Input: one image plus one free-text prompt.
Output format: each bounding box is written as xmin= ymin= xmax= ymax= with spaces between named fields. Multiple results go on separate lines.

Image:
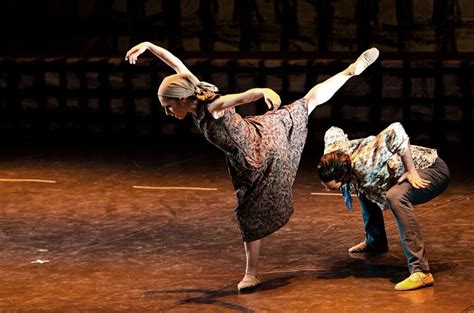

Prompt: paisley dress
xmin=193 ymin=99 xmax=308 ymax=242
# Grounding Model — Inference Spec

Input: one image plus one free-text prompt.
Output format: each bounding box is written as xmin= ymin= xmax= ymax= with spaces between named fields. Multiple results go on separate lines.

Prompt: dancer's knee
xmin=386 ymin=187 xmax=405 ymax=210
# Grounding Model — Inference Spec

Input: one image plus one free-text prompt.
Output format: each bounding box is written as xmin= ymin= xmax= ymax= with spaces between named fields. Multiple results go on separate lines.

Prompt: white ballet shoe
xmin=237 ymin=273 xmax=261 ymax=291
xmin=349 ymin=47 xmax=380 ymax=75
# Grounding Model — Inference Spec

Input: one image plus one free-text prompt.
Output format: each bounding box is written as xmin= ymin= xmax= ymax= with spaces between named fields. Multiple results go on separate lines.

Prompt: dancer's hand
xmin=262 ymin=88 xmax=281 ymax=110
xmin=398 ymin=169 xmax=430 ymax=189
xmin=125 ymin=42 xmax=149 ymax=64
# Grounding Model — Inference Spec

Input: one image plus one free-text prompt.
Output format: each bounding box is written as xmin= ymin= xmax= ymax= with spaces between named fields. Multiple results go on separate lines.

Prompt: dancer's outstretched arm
xmin=208 ymin=88 xmax=280 ymax=115
xmin=125 ymin=41 xmax=199 ymax=82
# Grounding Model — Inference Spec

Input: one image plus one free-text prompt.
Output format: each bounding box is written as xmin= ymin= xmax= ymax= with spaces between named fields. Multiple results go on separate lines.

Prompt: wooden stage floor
xmin=0 ymin=143 xmax=473 ymax=312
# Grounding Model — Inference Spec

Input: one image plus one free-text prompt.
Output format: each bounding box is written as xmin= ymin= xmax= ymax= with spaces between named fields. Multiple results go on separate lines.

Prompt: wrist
xmin=251 ymin=88 xmax=264 ymax=99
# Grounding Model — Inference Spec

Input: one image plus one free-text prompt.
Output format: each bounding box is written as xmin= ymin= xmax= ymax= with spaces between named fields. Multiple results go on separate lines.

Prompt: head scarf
xmin=158 ymin=73 xmax=219 ymax=99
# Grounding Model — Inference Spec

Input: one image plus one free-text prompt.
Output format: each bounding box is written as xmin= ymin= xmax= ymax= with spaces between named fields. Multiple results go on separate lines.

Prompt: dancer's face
xmin=158 ymin=96 xmax=193 ymax=119
xmin=321 ymin=180 xmax=342 ymax=191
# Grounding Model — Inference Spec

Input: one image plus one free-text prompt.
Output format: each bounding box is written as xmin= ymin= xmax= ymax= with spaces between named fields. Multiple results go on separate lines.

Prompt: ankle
xmin=344 ymin=64 xmax=356 ymax=76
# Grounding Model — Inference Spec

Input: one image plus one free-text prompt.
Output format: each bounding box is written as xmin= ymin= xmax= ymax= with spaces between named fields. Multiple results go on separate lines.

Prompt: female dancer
xmin=125 ymin=42 xmax=379 ymax=291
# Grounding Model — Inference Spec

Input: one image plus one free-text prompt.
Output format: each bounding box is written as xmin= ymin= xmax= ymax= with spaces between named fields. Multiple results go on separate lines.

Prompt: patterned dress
xmin=193 ymin=99 xmax=308 ymax=242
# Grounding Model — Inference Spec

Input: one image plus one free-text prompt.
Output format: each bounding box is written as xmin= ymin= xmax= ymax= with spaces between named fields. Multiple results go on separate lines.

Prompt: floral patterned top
xmin=324 ymin=122 xmax=438 ymax=209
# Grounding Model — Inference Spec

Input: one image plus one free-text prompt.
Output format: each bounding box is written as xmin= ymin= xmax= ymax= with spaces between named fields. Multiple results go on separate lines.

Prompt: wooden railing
xmin=0 ymin=56 xmax=472 ymax=147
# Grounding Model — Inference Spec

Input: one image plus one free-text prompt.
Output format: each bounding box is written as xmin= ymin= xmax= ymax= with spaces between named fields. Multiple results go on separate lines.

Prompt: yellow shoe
xmin=237 ymin=274 xmax=261 ymax=292
xmin=395 ymin=272 xmax=434 ymax=291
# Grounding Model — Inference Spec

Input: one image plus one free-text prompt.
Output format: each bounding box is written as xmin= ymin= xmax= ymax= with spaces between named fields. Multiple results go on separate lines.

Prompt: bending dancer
xmin=317 ymin=122 xmax=449 ymax=291
xmin=125 ymin=41 xmax=379 ymax=291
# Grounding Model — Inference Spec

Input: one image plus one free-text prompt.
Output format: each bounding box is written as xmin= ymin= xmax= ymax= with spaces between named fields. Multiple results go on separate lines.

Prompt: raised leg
xmin=305 ymin=47 xmax=379 ymax=115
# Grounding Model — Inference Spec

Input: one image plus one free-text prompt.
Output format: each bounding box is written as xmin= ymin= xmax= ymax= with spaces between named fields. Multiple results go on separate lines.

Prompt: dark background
xmin=2 ymin=0 xmax=473 ymax=55
xmin=1 ymin=3 xmax=473 ymax=311
xmin=0 ymin=0 xmax=473 ymax=158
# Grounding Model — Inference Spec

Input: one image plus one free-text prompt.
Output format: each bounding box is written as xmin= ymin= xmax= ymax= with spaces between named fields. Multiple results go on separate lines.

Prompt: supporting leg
xmin=238 ymin=239 xmax=261 ymax=291
xmin=244 ymin=239 xmax=261 ymax=275
xmin=390 ymin=158 xmax=449 ymax=291
xmin=389 ymin=158 xmax=449 ymax=275
xmin=349 ymin=193 xmax=388 ymax=253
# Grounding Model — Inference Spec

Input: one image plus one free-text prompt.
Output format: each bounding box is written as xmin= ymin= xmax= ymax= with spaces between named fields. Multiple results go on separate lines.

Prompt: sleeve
xmin=324 ymin=127 xmax=349 ymax=153
xmin=375 ymin=122 xmax=410 ymax=156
